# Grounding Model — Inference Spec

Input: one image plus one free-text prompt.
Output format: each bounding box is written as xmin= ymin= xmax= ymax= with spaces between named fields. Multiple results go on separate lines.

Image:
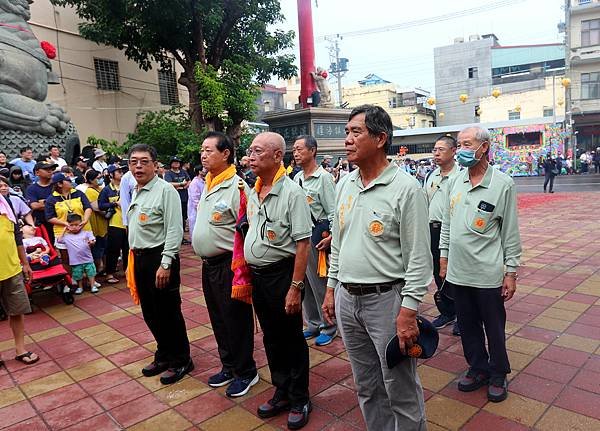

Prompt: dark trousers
xmin=430 ymin=222 xmax=455 ymax=318
xmin=202 ymin=252 xmax=256 ymax=379
xmin=106 ymin=226 xmax=129 ymax=274
xmin=251 ymin=258 xmax=309 ymax=406
xmin=543 ymin=174 xmax=555 ymax=192
xmin=450 ymin=282 xmax=511 ymax=378
xmin=133 ymin=247 xmax=190 ymax=368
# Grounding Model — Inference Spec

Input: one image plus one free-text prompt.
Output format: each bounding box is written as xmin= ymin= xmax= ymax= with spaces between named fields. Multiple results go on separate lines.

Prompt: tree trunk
xmin=178 ymin=70 xmax=204 ymax=133
xmin=226 ymin=121 xmax=243 ymax=147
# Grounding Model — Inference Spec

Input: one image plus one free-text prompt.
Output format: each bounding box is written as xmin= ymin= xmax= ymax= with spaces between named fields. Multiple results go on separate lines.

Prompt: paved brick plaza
xmin=1 ymin=192 xmax=600 ymax=430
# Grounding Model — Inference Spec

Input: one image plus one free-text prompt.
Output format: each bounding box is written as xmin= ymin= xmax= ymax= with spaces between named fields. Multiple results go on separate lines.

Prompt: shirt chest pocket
xmin=209 ymin=201 xmax=234 ymax=226
xmin=468 ymin=208 xmax=495 ymax=234
xmin=264 ymin=220 xmax=289 ymax=246
xmin=362 ymin=208 xmax=394 ymax=242
xmin=137 ymin=206 xmax=161 ymax=227
xmin=306 ymin=190 xmax=319 ymax=207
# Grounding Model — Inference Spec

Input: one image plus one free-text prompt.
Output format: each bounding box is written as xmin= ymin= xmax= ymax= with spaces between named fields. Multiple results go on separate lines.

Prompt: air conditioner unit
xmin=469 ymin=34 xmax=481 ymax=41
xmin=454 ymin=37 xmax=464 ymax=44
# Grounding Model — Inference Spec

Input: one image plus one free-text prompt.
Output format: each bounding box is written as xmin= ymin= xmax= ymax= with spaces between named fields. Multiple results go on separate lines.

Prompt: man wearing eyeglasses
xmin=245 ymin=132 xmax=313 ymax=430
xmin=426 ymin=135 xmax=461 ymax=336
xmin=126 ymin=144 xmax=192 ymax=385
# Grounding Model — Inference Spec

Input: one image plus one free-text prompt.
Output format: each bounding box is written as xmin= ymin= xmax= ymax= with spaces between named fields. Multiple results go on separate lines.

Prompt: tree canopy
xmin=52 ymin=0 xmax=297 ymax=142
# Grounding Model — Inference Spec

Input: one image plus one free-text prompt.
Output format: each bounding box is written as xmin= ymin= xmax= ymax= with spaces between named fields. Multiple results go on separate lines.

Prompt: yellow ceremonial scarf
xmin=205 ymin=164 xmax=237 ymax=193
xmin=255 ymin=165 xmax=287 ymax=193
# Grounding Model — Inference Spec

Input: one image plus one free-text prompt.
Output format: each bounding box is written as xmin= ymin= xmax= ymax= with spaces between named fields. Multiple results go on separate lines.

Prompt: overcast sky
xmin=275 ymin=0 xmax=565 ymax=94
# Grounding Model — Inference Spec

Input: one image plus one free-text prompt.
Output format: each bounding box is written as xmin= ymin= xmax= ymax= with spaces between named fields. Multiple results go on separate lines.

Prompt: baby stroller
xmin=25 ymin=224 xmax=75 ymax=305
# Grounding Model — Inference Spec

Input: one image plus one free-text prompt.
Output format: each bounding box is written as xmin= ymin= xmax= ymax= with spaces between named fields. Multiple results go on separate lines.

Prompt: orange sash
xmin=126 ymin=250 xmax=139 ymax=305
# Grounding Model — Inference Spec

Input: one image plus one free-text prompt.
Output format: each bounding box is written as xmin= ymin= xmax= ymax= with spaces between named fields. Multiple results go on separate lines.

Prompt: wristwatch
xmin=161 ymin=263 xmax=171 ymax=270
xmin=291 ymin=280 xmax=305 ymax=291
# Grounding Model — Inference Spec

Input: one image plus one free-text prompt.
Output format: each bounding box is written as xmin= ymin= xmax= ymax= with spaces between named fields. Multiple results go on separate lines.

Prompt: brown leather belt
xmin=342 ymin=279 xmax=404 ymax=296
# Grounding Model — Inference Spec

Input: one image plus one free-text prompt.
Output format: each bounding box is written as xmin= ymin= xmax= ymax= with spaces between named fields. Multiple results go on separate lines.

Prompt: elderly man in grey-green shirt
xmin=245 ymin=132 xmax=314 ymax=430
xmin=192 ymin=131 xmax=258 ymax=398
xmin=322 ymin=105 xmax=432 ymax=431
xmin=292 ymin=135 xmax=337 ymax=346
xmin=439 ymin=126 xmax=522 ymax=403
xmin=425 ymin=135 xmax=461 ymax=335
xmin=127 ymin=144 xmax=191 ymax=386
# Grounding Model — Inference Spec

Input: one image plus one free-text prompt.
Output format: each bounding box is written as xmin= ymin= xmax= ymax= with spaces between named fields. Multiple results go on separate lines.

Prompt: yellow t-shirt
xmin=47 ymin=190 xmax=93 ymax=238
xmin=108 ymin=185 xmax=124 ymax=229
xmin=85 ymin=186 xmax=109 ymax=237
xmin=0 ymin=215 xmax=22 ymax=281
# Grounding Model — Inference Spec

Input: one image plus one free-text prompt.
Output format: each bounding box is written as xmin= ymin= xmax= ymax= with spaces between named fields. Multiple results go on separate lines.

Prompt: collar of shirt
xmin=302 ymin=166 xmax=325 ymax=179
xmin=434 ymin=163 xmax=458 ymax=178
xmin=461 ymin=164 xmax=494 ymax=189
xmin=139 ymin=175 xmax=159 ymax=192
xmin=350 ymin=163 xmax=398 ymax=191
xmin=205 ymin=174 xmax=235 ymax=197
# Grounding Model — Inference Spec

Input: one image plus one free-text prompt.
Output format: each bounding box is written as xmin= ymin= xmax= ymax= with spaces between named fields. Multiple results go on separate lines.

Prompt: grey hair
xmin=258 ymin=132 xmax=286 ymax=154
xmin=462 ymin=126 xmax=490 ymax=143
xmin=294 ymin=135 xmax=318 ymax=158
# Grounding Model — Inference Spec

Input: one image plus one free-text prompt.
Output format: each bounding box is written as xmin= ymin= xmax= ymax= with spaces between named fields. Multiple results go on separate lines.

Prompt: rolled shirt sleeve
xmin=397 ymin=185 xmax=433 ymax=310
xmin=161 ymin=185 xmax=184 ymax=265
xmin=289 ymin=189 xmax=312 ymax=242
xmin=500 ymin=183 xmax=522 ymax=272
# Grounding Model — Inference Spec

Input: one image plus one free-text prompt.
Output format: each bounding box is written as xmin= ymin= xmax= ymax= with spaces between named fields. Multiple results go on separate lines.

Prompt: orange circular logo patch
xmin=474 ymin=217 xmax=485 ymax=229
xmin=408 ymin=344 xmax=423 ymax=358
xmin=212 ymin=212 xmax=222 ymax=222
xmin=139 ymin=213 xmax=148 ymax=223
xmin=266 ymin=230 xmax=276 ymax=241
xmin=307 ymin=195 xmax=314 ymax=204
xmin=368 ymin=220 xmax=384 ymax=236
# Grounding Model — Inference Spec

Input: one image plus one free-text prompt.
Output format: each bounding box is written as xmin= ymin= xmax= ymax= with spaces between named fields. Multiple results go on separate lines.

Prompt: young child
xmin=57 ymin=213 xmax=99 ymax=294
xmin=21 ymin=224 xmax=51 ymax=266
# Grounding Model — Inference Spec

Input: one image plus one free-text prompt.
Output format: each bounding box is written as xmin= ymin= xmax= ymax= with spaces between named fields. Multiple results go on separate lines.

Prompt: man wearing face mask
xmin=439 ymin=126 xmax=522 ymax=403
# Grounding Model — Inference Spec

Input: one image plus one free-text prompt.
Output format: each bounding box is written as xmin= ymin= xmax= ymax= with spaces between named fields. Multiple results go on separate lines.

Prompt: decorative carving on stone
xmin=310 ymin=67 xmax=334 ymax=108
xmin=0 ymin=0 xmax=70 ymax=136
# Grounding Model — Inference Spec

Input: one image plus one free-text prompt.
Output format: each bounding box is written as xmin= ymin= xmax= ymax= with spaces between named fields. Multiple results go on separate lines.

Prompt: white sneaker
xmin=93 ymin=282 xmax=101 ymax=288
xmin=91 ymin=285 xmax=99 ymax=293
xmin=75 ymin=287 xmax=83 ymax=295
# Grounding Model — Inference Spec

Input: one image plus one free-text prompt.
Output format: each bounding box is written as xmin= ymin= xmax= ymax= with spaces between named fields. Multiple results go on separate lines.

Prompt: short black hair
xmin=128 ymin=144 xmax=157 ymax=161
xmin=348 ymin=105 xmax=393 ymax=152
xmin=435 ymin=135 xmax=457 ymax=148
xmin=20 ymin=146 xmax=32 ymax=154
xmin=193 ymin=164 xmax=203 ymax=176
xmin=66 ymin=213 xmax=82 ymax=223
xmin=0 ymin=151 xmax=6 ymax=156
xmin=294 ymin=135 xmax=318 ymax=158
xmin=204 ymin=131 xmax=234 ymax=164
xmin=48 ymin=145 xmax=59 ymax=151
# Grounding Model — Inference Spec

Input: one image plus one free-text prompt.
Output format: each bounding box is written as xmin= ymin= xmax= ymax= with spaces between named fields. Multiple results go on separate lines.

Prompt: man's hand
xmin=502 ymin=274 xmax=517 ymax=301
xmin=315 ymin=235 xmax=332 ymax=251
xmin=396 ymin=307 xmax=419 ymax=355
xmin=322 ymin=287 xmax=335 ymax=324
xmin=155 ymin=267 xmax=171 ymax=289
xmin=439 ymin=257 xmax=448 ymax=280
xmin=22 ymin=262 xmax=32 ymax=283
xmin=285 ymin=285 xmax=302 ymax=315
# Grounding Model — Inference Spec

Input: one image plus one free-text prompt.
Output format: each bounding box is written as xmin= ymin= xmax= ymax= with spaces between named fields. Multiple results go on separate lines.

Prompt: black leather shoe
xmin=142 ymin=361 xmax=169 ymax=377
xmin=488 ymin=376 xmax=509 ymax=402
xmin=257 ymin=391 xmax=291 ymax=419
xmin=159 ymin=359 xmax=194 ymax=385
xmin=287 ymin=401 xmax=312 ymax=430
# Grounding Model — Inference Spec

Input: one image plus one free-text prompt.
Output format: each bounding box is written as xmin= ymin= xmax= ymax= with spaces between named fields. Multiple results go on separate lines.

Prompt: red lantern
xmin=40 ymin=41 xmax=57 ymax=59
xmin=320 ymin=70 xmax=328 ymax=79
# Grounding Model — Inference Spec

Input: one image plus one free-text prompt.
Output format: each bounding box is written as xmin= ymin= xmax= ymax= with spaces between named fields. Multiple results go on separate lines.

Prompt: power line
xmin=317 ymin=0 xmax=527 ymax=40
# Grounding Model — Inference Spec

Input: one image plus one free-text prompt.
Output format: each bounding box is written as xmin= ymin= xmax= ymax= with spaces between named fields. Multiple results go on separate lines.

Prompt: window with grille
xmin=508 ymin=110 xmax=520 ymax=120
xmin=468 ymin=67 xmax=478 ymax=79
xmin=582 ymin=19 xmax=600 ymax=47
xmin=158 ymin=67 xmax=179 ymax=106
xmin=94 ymin=58 xmax=120 ymax=91
xmin=543 ymin=106 xmax=554 ymax=117
xmin=582 ymin=72 xmax=600 ymax=99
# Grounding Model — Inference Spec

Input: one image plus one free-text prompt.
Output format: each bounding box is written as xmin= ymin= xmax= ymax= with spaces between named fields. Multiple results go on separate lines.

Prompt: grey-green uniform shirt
xmin=425 ymin=163 xmax=460 ymax=223
xmin=127 ymin=175 xmax=183 ymax=266
xmin=439 ymin=165 xmax=522 ymax=288
xmin=293 ymin=166 xmax=336 ymax=224
xmin=326 ymin=163 xmax=433 ymax=311
xmin=244 ymin=175 xmax=312 ymax=267
xmin=192 ymin=174 xmax=248 ymax=258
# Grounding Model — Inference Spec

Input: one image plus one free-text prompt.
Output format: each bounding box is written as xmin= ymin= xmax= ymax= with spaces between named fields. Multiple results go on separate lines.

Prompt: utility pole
xmin=326 ymin=34 xmax=348 ymax=107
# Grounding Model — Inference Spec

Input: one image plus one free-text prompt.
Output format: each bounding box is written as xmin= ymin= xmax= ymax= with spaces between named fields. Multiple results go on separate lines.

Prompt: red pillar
xmin=297 ymin=0 xmax=317 ymax=108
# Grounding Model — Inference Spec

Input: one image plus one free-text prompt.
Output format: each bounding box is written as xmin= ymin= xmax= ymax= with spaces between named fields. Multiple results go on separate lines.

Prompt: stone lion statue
xmin=0 ymin=0 xmax=70 ymax=136
xmin=310 ymin=67 xmax=333 ymax=108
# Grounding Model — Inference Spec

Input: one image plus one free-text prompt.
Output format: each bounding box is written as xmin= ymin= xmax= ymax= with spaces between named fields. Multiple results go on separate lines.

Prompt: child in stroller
xmin=22 ymin=224 xmax=51 ymax=266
